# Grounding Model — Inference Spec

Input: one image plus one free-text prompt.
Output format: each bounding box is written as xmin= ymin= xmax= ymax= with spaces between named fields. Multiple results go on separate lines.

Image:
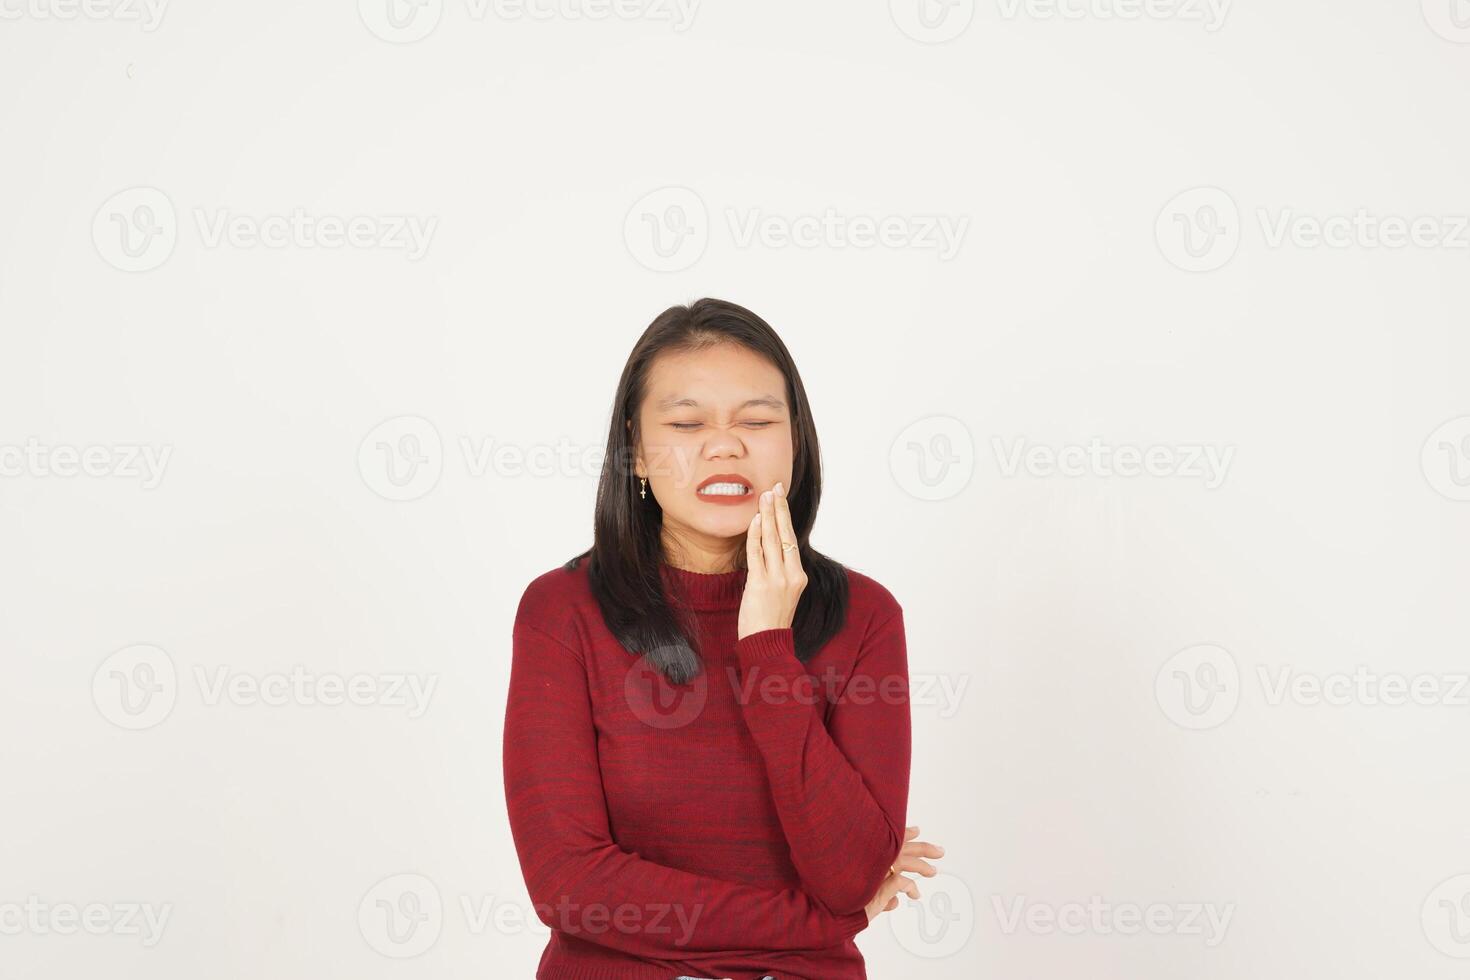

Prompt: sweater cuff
xmin=837 ymin=906 xmax=870 ymax=940
xmin=735 ymin=627 xmax=797 ymax=667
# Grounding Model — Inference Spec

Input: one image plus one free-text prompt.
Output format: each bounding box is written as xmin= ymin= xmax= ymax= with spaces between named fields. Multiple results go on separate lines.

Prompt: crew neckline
xmin=659 ymin=560 xmax=748 ymax=612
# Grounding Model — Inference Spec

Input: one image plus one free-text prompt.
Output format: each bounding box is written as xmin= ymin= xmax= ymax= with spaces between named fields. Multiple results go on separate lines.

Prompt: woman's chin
xmin=682 ymin=509 xmax=755 ymax=539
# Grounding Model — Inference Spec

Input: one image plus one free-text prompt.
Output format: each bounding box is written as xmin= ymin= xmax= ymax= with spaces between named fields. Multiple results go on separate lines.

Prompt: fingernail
xmin=775 ymin=481 xmax=784 ymax=496
xmin=761 ymin=490 xmax=772 ymax=502
xmin=936 ymin=845 xmax=945 ymax=855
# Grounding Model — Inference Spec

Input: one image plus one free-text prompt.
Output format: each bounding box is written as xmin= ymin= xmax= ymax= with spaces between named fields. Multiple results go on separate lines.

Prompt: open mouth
xmin=695 ymin=473 xmax=754 ymax=502
xmin=696 ymin=482 xmax=751 ymax=497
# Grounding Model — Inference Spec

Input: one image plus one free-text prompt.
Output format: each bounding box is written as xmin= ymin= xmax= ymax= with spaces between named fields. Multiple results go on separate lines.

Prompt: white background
xmin=3 ymin=1 xmax=1470 ymax=978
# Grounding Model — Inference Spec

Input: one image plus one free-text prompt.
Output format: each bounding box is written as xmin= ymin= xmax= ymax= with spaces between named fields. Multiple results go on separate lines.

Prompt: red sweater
xmin=503 ymin=558 xmax=911 ymax=980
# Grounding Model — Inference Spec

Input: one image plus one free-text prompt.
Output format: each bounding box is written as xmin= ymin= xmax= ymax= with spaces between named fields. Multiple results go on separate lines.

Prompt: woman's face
xmin=631 ymin=343 xmax=794 ymax=554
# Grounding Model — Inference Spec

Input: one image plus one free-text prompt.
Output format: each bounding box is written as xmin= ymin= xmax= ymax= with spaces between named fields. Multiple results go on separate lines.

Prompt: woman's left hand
xmin=737 ymin=481 xmax=806 ymax=640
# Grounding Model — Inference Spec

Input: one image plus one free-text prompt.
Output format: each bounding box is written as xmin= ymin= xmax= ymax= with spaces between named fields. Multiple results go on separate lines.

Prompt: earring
xmin=640 ymin=477 xmax=647 ymax=499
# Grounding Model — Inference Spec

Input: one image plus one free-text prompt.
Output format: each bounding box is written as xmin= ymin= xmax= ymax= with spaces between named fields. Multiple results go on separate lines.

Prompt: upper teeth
xmin=699 ymin=482 xmax=749 ymax=495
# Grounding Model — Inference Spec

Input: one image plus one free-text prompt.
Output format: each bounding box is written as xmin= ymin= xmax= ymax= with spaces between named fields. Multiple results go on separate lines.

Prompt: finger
xmin=772 ymin=481 xmax=802 ymax=574
xmin=758 ymin=487 xmax=782 ymax=577
xmin=883 ymin=896 xmax=898 ymax=911
xmin=905 ymin=826 xmax=919 ymax=840
xmin=903 ymin=840 xmax=944 ymax=859
xmin=900 ymin=877 xmax=921 ymax=901
xmin=746 ymin=511 xmax=763 ymax=576
xmin=895 ymin=856 xmax=938 ymax=877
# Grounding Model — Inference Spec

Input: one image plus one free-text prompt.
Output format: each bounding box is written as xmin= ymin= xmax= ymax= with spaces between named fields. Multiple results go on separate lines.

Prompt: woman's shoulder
xmin=837 ymin=561 xmax=903 ymax=623
xmin=514 ymin=554 xmax=595 ymax=636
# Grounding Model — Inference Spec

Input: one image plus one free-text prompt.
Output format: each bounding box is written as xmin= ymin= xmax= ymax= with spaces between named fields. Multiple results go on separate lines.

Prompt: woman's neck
xmin=660 ymin=529 xmax=746 ymax=574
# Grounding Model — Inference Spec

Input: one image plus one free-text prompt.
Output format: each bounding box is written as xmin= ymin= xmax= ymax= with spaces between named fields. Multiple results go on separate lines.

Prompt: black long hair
xmin=565 ymin=297 xmax=850 ymax=684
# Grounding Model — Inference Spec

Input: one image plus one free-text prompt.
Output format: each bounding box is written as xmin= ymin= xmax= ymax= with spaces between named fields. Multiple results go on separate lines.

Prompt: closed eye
xmin=669 ymin=422 xmax=774 ymax=430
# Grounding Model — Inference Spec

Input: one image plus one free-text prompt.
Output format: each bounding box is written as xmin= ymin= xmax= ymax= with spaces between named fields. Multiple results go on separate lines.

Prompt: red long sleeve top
xmin=502 ymin=558 xmax=911 ymax=980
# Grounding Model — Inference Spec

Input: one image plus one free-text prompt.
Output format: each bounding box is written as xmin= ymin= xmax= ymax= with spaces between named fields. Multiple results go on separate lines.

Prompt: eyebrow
xmin=655 ymin=395 xmax=787 ymax=412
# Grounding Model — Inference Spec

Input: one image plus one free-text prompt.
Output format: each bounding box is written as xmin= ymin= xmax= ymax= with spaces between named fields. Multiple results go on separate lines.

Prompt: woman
xmin=503 ymin=298 xmax=944 ymax=979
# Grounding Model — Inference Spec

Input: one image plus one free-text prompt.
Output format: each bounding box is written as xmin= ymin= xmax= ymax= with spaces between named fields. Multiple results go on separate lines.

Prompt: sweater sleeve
xmin=502 ymin=620 xmax=870 ymax=957
xmin=732 ymin=606 xmax=912 ymax=917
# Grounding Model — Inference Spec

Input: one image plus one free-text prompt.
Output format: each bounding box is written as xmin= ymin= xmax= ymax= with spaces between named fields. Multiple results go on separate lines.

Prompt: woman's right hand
xmin=864 ymin=825 xmax=945 ymax=921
